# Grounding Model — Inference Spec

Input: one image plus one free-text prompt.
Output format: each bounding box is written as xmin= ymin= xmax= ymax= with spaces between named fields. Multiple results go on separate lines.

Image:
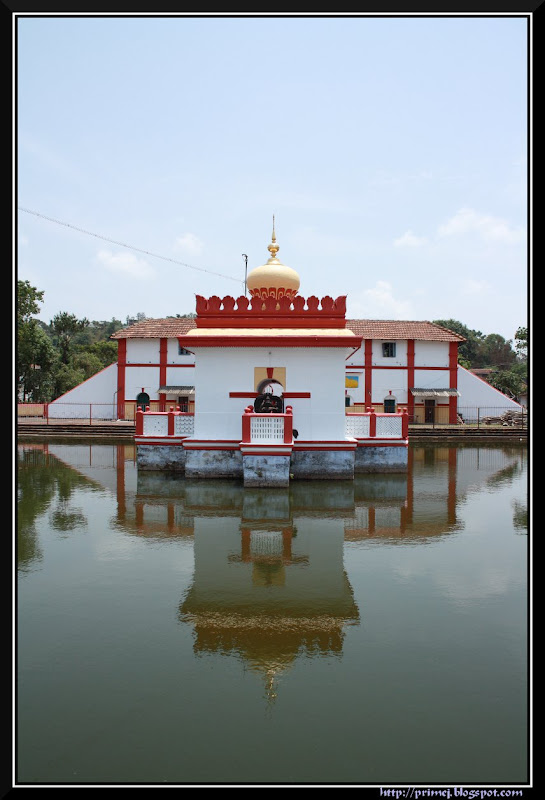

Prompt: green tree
xmin=53 ymin=363 xmax=86 ymax=398
xmin=487 ymin=362 xmax=526 ymax=399
xmin=515 ymin=327 xmax=527 ymax=361
xmin=480 ymin=333 xmax=516 ymax=369
xmin=71 ymin=352 xmax=104 ymax=380
xmin=18 ymin=322 xmax=58 ymax=401
xmin=17 ymin=281 xmax=58 ymax=401
xmin=432 ymin=319 xmax=485 ymax=365
xmin=50 ymin=312 xmax=90 ymax=364
xmin=18 ymin=280 xmax=44 ymax=326
xmin=85 ymin=340 xmax=118 ymax=368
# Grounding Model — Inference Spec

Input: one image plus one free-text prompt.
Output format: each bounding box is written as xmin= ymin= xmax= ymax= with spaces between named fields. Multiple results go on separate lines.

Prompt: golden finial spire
xmin=267 ymin=214 xmax=280 ymax=260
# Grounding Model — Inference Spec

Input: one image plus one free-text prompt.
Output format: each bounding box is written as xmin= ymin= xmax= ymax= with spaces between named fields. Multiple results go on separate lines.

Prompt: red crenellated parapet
xmin=194 ymin=294 xmax=347 ymax=329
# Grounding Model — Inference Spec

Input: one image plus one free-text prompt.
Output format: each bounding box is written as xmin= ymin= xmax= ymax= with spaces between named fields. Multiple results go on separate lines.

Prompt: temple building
xmin=45 ymin=223 xmax=522 ymax=448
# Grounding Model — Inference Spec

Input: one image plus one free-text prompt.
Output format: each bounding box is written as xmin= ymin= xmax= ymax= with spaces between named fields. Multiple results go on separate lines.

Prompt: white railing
xmin=250 ymin=415 xmax=285 ymax=442
xmin=376 ymin=415 xmax=402 ymax=438
xmin=345 ymin=415 xmax=370 ymax=438
xmin=143 ymin=414 xmax=169 ymax=436
xmin=345 ymin=409 xmax=408 ymax=439
xmin=136 ymin=408 xmax=194 ymax=437
xmin=174 ymin=415 xmax=195 ymax=435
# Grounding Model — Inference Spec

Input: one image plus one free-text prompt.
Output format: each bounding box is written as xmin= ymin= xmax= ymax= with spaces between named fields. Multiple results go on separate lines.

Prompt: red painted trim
xmin=449 ymin=342 xmax=458 ymax=423
xmin=197 ymin=317 xmax=347 ymax=329
xmin=194 ymin=294 xmax=347 ymax=329
xmin=159 ymin=338 xmax=167 ymax=389
xmin=402 ymin=407 xmax=409 ymax=438
xmin=229 ymin=391 xmax=312 ymax=399
xmin=117 ymin=340 xmax=126 ymax=418
xmin=135 ymin=440 xmax=188 ymax=446
xmin=284 ymin=406 xmax=293 ymax=443
xmin=364 ymin=340 xmax=372 ymax=405
xmin=369 ymin=408 xmax=377 ymax=437
xmin=180 ymin=334 xmax=361 ymax=348
xmin=124 ymin=363 xmax=195 ymax=368
xmin=293 ymin=445 xmax=357 ymax=451
xmin=407 ymin=339 xmax=415 ymax=419
xmin=183 ymin=445 xmax=240 ymax=450
xmin=241 ymin=450 xmax=292 ymax=456
xmin=295 ymin=440 xmax=358 ymax=445
xmin=355 ymin=440 xmax=408 ymax=447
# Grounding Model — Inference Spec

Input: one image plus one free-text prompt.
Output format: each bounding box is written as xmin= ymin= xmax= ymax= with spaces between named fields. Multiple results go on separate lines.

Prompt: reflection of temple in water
xmin=179 ymin=494 xmax=360 ymax=701
xmin=19 ymin=441 xmax=526 ymax=699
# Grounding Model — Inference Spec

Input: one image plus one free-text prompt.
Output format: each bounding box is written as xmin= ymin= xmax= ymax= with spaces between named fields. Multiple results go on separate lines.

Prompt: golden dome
xmin=246 ymin=218 xmax=300 ymax=300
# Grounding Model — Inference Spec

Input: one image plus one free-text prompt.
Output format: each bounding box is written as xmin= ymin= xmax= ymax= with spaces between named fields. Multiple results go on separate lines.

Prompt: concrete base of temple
xmin=185 ymin=448 xmax=243 ymax=479
xmin=137 ymin=444 xmax=186 ymax=471
xmin=242 ymin=454 xmax=291 ymax=487
xmin=136 ymin=440 xmax=408 ymax=480
xmin=355 ymin=443 xmax=408 ymax=473
xmin=290 ymin=448 xmax=355 ymax=480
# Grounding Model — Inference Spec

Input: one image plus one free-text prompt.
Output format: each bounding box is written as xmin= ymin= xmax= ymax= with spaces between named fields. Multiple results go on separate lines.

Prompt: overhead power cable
xmin=18 ymin=207 xmax=245 ymax=285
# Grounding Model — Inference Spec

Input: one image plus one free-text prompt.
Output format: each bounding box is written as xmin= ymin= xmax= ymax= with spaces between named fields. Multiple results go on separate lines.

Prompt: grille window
xmin=382 ymin=342 xmax=396 ymax=357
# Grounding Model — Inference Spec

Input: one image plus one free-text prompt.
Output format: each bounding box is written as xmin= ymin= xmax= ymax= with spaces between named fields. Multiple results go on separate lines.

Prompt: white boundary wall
xmin=48 ymin=364 xmax=118 ymax=419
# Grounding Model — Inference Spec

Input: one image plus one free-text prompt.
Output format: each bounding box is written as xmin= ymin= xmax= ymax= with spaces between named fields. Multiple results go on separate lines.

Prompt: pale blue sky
xmin=16 ymin=13 xmax=530 ymax=341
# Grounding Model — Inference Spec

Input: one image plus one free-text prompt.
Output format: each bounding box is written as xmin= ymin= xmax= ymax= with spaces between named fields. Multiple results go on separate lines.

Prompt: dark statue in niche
xmin=254 ymin=393 xmax=284 ymax=413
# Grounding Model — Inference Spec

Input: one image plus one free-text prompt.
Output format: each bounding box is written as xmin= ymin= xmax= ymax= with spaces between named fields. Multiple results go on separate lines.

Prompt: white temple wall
xmin=191 ymin=346 xmax=348 ymax=442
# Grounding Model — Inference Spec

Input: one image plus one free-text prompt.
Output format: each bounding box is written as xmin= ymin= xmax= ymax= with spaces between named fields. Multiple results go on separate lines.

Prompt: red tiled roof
xmin=111 ymin=317 xmax=465 ymax=342
xmin=110 ymin=317 xmax=197 ymax=339
xmin=345 ymin=320 xmax=466 ymax=342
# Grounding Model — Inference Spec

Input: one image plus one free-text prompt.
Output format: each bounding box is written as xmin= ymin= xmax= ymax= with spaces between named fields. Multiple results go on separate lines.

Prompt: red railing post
xmin=284 ymin=406 xmax=293 ymax=443
xmin=136 ymin=407 xmax=144 ymax=436
xmin=368 ymin=407 xmax=377 ymax=438
xmin=401 ymin=407 xmax=409 ymax=438
xmin=168 ymin=406 xmax=175 ymax=436
xmin=241 ymin=406 xmax=253 ymax=443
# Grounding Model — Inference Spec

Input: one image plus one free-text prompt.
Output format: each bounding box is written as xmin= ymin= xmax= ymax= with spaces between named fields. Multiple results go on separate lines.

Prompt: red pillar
xmin=407 ymin=339 xmax=415 ymax=421
xmin=284 ymin=406 xmax=293 ymax=443
xmin=364 ymin=339 xmax=373 ymax=406
xmin=241 ymin=406 xmax=253 ymax=443
xmin=402 ymin=407 xmax=409 ymax=439
xmin=159 ymin=338 xmax=168 ymax=411
xmin=449 ymin=342 xmax=458 ymax=424
xmin=168 ymin=406 xmax=175 ymax=436
xmin=369 ymin=408 xmax=377 ymax=438
xmin=117 ymin=339 xmax=126 ymax=419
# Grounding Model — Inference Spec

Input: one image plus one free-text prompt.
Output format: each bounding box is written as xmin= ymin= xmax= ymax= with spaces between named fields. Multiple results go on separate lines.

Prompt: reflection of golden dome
xmin=247 ymin=218 xmax=300 ymax=300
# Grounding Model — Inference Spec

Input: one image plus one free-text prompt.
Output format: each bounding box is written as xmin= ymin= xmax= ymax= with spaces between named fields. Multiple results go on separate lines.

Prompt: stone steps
xmin=17 ymin=422 xmax=527 ymax=443
xmin=17 ymin=423 xmax=136 ymax=439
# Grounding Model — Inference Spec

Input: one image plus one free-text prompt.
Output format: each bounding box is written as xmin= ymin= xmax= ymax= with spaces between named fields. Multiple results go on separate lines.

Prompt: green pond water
xmin=16 ymin=441 xmax=529 ymax=787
